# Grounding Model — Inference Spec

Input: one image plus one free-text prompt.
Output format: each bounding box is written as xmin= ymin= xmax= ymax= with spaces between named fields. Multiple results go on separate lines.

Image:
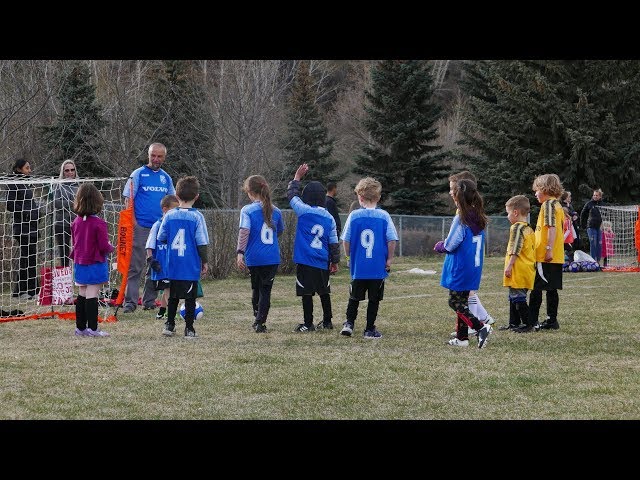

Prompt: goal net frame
xmin=0 ymin=175 xmax=128 ymax=324
xmin=598 ymin=204 xmax=640 ymax=272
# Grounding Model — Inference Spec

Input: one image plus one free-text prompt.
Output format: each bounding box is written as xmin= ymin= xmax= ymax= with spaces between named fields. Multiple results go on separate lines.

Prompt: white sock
xmin=469 ymin=293 xmax=489 ymax=321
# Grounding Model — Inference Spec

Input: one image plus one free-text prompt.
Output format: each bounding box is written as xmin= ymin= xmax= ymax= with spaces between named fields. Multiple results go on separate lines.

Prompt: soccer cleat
xmin=448 ymin=338 xmax=469 ymax=347
xmin=340 ymin=322 xmax=354 ymax=337
xmin=156 ymin=312 xmax=166 ymax=321
xmin=363 ymin=328 xmax=382 ymax=339
xmin=316 ymin=320 xmax=334 ymax=330
xmin=162 ymin=322 xmax=176 ymax=337
xmin=74 ymin=328 xmax=89 ymax=337
xmin=538 ymin=320 xmax=560 ymax=330
xmin=293 ymin=323 xmax=315 ymax=333
xmin=85 ymin=328 xmax=110 ymax=337
xmin=184 ymin=327 xmax=198 ymax=339
xmin=254 ymin=323 xmax=268 ymax=333
xmin=513 ymin=325 xmax=535 ymax=333
xmin=498 ymin=324 xmax=520 ymax=331
xmin=477 ymin=324 xmax=492 ymax=349
xmin=483 ymin=314 xmax=496 ymax=325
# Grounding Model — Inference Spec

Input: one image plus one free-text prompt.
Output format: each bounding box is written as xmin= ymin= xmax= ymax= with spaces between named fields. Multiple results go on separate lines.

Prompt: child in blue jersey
xmin=434 ymin=179 xmax=492 ymax=348
xmin=157 ymin=176 xmax=209 ymax=339
xmin=340 ymin=177 xmax=398 ymax=339
xmin=237 ymin=175 xmax=284 ymax=333
xmin=145 ymin=194 xmax=179 ymax=321
xmin=448 ymin=171 xmax=496 ymax=336
xmin=287 ymin=163 xmax=340 ymax=332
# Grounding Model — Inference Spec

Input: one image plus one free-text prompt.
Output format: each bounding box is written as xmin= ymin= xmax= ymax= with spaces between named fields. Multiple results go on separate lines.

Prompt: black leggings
xmin=448 ymin=290 xmax=484 ymax=340
xmin=302 ymin=293 xmax=332 ymax=326
xmin=14 ymin=235 xmax=37 ymax=296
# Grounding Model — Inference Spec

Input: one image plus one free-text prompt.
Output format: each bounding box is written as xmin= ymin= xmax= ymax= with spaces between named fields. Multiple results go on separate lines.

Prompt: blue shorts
xmin=74 ymin=261 xmax=109 ymax=285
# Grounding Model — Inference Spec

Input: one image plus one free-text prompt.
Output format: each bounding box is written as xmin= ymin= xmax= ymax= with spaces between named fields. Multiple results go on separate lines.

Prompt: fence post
xmin=399 ymin=215 xmax=403 ymax=257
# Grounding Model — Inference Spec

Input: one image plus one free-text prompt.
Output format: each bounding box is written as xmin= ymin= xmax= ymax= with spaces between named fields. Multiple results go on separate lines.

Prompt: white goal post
xmin=0 ymin=175 xmax=128 ymax=323
xmin=598 ymin=204 xmax=640 ymax=272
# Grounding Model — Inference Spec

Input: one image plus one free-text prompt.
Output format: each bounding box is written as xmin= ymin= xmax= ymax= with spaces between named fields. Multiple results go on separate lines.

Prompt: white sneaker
xmin=448 ymin=338 xmax=469 ymax=347
xmin=483 ymin=315 xmax=496 ymax=325
xmin=451 ymin=328 xmax=477 ymax=338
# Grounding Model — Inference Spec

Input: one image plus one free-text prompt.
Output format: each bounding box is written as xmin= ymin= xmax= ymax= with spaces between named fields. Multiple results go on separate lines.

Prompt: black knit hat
xmin=302 ymin=181 xmax=326 ymax=207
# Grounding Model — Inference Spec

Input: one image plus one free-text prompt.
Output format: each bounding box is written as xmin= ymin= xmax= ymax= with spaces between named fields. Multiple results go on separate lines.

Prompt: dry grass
xmin=1 ymin=256 xmax=639 ymax=420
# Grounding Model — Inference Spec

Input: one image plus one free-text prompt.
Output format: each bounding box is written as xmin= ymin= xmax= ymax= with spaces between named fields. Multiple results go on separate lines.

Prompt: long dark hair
xmin=453 ymin=179 xmax=487 ymax=230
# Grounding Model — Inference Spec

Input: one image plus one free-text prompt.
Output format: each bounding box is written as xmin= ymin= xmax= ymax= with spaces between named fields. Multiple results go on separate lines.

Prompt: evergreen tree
xmin=458 ymin=60 xmax=640 ymax=213
xmin=41 ymin=61 xmax=107 ymax=177
xmin=141 ymin=60 xmax=219 ymax=207
xmin=280 ymin=61 xmax=337 ymax=201
xmin=354 ymin=60 xmax=446 ymax=214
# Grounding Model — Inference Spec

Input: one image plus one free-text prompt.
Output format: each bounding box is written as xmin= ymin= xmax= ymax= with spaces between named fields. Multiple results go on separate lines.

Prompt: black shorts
xmin=349 ymin=278 xmax=385 ymax=302
xmin=533 ymin=262 xmax=563 ymax=290
xmin=169 ymin=280 xmax=199 ymax=299
xmin=249 ymin=264 xmax=279 ymax=290
xmin=152 ymin=279 xmax=171 ymax=291
xmin=296 ymin=264 xmax=331 ymax=296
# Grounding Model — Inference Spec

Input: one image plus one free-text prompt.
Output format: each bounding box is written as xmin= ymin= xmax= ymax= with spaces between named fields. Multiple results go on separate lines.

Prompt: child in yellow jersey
xmin=499 ymin=195 xmax=536 ymax=332
xmin=530 ymin=174 xmax=565 ymax=331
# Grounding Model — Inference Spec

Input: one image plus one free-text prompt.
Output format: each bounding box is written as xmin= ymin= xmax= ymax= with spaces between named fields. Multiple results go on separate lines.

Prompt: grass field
xmin=1 ymin=255 xmax=639 ymax=420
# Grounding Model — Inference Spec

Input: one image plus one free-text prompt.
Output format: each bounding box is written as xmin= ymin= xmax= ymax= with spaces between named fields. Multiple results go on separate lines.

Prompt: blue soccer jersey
xmin=440 ymin=215 xmax=485 ymax=291
xmin=239 ymin=201 xmax=284 ymax=267
xmin=341 ymin=207 xmax=398 ymax=280
xmin=290 ymin=196 xmax=338 ymax=270
xmin=145 ymin=219 xmax=169 ymax=281
xmin=123 ymin=166 xmax=175 ymax=228
xmin=157 ymin=207 xmax=209 ymax=281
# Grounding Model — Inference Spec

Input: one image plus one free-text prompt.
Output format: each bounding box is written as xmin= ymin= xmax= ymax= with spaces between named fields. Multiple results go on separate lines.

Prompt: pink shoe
xmin=86 ymin=328 xmax=110 ymax=337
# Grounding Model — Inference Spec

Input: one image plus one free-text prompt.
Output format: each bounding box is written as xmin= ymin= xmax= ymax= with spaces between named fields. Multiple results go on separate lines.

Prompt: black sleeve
xmin=326 ymin=198 xmax=342 ymax=234
xmin=580 ymin=202 xmax=590 ymax=229
xmin=197 ymin=245 xmax=208 ymax=264
xmin=329 ymin=242 xmax=340 ymax=264
xmin=287 ymin=179 xmax=301 ymax=202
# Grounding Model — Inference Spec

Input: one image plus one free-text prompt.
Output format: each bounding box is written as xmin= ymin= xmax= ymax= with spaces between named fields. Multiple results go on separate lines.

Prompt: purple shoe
xmin=86 ymin=328 xmax=110 ymax=337
xmin=75 ymin=328 xmax=89 ymax=336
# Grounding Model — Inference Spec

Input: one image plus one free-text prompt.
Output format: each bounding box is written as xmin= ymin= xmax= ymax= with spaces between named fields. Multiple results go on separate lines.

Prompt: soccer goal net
xmin=0 ymin=175 xmax=128 ymax=323
xmin=598 ymin=204 xmax=640 ymax=272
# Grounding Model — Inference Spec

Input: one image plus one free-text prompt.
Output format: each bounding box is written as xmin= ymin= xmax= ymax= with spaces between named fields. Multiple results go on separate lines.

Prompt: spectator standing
xmin=121 ymin=143 xmax=175 ymax=313
xmin=52 ymin=159 xmax=79 ymax=267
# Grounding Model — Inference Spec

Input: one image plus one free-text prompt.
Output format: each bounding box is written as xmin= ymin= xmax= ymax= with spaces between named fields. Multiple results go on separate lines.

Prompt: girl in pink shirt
xmin=70 ymin=183 xmax=114 ymax=337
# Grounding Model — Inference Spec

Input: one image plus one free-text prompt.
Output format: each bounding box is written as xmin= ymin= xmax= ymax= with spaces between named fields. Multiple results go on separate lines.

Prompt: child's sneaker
xmin=363 ymin=328 xmax=382 ymax=339
xmin=316 ymin=320 xmax=334 ymax=330
xmin=340 ymin=322 xmax=354 ymax=337
xmin=254 ymin=322 xmax=267 ymax=333
xmin=162 ymin=321 xmax=176 ymax=337
xmin=184 ymin=326 xmax=198 ymax=339
xmin=293 ymin=323 xmax=315 ymax=332
xmin=156 ymin=312 xmax=166 ymax=320
xmin=86 ymin=328 xmax=110 ymax=337
xmin=448 ymin=338 xmax=469 ymax=347
xmin=483 ymin=314 xmax=496 ymax=325
xmin=74 ymin=328 xmax=89 ymax=336
xmin=477 ymin=324 xmax=492 ymax=349
xmin=450 ymin=329 xmax=477 ymax=338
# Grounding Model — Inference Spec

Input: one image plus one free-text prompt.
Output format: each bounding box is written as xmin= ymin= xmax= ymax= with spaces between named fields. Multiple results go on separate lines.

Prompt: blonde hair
xmin=58 ymin=159 xmax=79 ymax=179
xmin=531 ymin=173 xmax=563 ymax=197
xmin=602 ymin=220 xmax=612 ymax=230
xmin=354 ymin=177 xmax=382 ymax=203
xmin=505 ymin=195 xmax=530 ymax=215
